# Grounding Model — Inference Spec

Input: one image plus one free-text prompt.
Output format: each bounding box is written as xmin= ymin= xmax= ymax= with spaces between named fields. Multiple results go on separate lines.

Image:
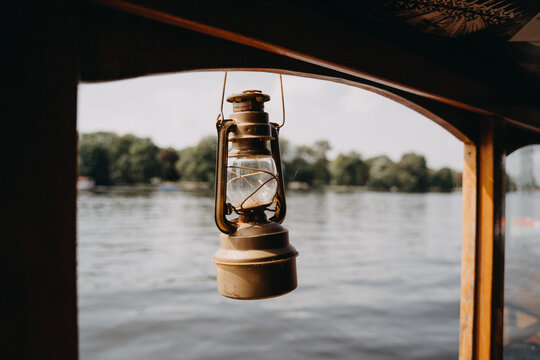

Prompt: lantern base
xmin=213 ymin=221 xmax=298 ymax=300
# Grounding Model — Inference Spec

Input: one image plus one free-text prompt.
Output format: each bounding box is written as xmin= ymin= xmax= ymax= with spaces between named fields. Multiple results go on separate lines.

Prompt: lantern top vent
xmin=227 ymin=90 xmax=270 ymax=112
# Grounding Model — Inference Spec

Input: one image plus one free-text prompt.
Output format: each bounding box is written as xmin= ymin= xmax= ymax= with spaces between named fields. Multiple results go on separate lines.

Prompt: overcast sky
xmin=78 ymin=71 xmax=467 ymax=170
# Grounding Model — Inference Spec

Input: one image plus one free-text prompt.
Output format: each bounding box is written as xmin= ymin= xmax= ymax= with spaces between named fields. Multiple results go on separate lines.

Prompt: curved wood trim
xmin=85 ymin=0 xmax=540 ymax=134
xmin=80 ymin=2 xmax=540 ymax=142
xmin=505 ymin=124 xmax=540 ymax=155
xmin=87 ymin=0 xmax=495 ymax=116
xmin=186 ymin=67 xmax=472 ymax=142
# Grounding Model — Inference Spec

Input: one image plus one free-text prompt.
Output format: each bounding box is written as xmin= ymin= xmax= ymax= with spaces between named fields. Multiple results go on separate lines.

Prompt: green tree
xmin=431 ymin=167 xmax=455 ymax=192
xmin=282 ymin=140 xmax=332 ymax=186
xmin=78 ymin=141 xmax=110 ymax=185
xmin=78 ymin=133 xmax=116 ymax=185
xmin=313 ymin=140 xmax=331 ymax=161
xmin=311 ymin=140 xmax=332 ymax=185
xmin=176 ymin=136 xmax=217 ymax=184
xmin=79 ymin=132 xmax=118 ymax=148
xmin=285 ymin=157 xmax=315 ymax=185
xmin=366 ymin=155 xmax=397 ymax=191
xmin=331 ymin=151 xmax=368 ymax=186
xmin=295 ymin=145 xmax=315 ymax=162
xmin=312 ymin=159 xmax=331 ymax=185
xmin=159 ymin=148 xmax=180 ymax=181
xmin=395 ymin=152 xmax=429 ymax=192
xmin=109 ymin=134 xmax=136 ymax=184
xmin=128 ymin=138 xmax=161 ymax=183
xmin=78 ymin=132 xmax=163 ymax=185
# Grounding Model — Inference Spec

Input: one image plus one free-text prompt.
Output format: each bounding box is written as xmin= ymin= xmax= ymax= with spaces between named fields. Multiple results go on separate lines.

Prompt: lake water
xmin=78 ymin=190 xmax=465 ymax=360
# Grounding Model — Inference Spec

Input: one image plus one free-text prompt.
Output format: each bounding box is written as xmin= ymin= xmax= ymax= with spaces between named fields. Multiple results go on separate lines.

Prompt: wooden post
xmin=459 ymin=120 xmax=506 ymax=359
xmin=3 ymin=1 xmax=80 ymax=359
xmin=459 ymin=142 xmax=477 ymax=359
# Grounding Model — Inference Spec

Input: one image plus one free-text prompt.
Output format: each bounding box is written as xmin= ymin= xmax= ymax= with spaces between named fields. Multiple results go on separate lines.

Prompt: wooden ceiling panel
xmin=81 ymin=0 xmax=540 ymax=137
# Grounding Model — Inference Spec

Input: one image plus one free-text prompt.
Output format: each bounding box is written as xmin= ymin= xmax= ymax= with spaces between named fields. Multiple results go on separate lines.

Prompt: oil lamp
xmin=213 ymin=89 xmax=298 ymax=300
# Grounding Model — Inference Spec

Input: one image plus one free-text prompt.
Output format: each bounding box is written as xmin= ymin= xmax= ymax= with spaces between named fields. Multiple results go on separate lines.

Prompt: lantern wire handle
xmin=217 ymin=71 xmax=284 ymax=128
xmin=277 ymin=74 xmax=285 ymax=128
xmin=217 ymin=71 xmax=228 ymax=123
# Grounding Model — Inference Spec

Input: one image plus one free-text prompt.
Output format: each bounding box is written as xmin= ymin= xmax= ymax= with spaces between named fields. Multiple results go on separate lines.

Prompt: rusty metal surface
xmin=214 ymin=120 xmax=237 ymax=234
xmin=213 ymin=219 xmax=298 ymax=300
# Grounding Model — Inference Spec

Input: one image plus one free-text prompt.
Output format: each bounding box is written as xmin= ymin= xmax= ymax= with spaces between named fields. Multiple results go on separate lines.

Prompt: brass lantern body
xmin=213 ymin=90 xmax=298 ymax=300
xmin=214 ymin=220 xmax=297 ymax=300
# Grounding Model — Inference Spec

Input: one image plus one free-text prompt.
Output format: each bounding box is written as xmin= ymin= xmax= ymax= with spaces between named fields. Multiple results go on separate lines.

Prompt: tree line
xmin=78 ymin=132 xmax=461 ymax=192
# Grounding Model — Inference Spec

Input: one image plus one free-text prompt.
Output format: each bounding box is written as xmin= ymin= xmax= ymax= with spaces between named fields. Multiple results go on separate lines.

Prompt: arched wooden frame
xmin=6 ymin=1 xmax=540 ymax=360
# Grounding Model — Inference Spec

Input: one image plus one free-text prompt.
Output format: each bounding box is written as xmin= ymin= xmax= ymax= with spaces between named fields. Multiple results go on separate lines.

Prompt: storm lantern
xmin=213 ymin=89 xmax=298 ymax=300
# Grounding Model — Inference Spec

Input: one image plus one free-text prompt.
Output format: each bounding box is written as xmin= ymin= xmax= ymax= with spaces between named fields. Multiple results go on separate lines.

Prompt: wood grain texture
xmin=476 ymin=121 xmax=496 ymax=359
xmin=84 ymin=0 xmax=540 ymax=133
xmin=81 ymin=2 xmax=481 ymax=143
xmin=459 ymin=143 xmax=477 ymax=359
xmin=459 ymin=120 xmax=506 ymax=360
xmin=474 ymin=120 xmax=506 ymax=360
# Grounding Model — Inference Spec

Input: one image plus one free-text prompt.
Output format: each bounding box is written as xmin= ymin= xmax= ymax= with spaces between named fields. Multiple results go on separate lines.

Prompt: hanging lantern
xmin=213 ymin=89 xmax=298 ymax=300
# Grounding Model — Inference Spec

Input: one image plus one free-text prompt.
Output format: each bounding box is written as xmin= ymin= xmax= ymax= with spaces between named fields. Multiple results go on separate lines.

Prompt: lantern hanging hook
xmin=277 ymin=73 xmax=285 ymax=129
xmin=217 ymin=71 xmax=285 ymax=128
xmin=217 ymin=71 xmax=228 ymax=124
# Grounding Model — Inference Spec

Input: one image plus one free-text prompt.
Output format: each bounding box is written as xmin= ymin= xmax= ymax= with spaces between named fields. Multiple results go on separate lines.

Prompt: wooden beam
xmin=459 ymin=120 xmax=506 ymax=360
xmin=81 ymin=2 xmax=482 ymax=143
xmin=459 ymin=142 xmax=477 ymax=359
xmin=476 ymin=120 xmax=506 ymax=360
xmin=85 ymin=0 xmax=540 ymax=132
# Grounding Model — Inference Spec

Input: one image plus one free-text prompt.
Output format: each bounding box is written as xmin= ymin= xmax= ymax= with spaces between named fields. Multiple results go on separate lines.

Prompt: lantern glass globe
xmin=227 ymin=155 xmax=278 ymax=210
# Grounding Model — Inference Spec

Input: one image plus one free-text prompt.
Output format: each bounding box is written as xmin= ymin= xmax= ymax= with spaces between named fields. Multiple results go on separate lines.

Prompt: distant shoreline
xmin=79 ymin=182 xmax=467 ymax=194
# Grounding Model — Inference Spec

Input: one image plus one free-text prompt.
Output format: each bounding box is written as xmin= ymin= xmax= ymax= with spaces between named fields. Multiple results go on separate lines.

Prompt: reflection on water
xmin=504 ymin=191 xmax=540 ymax=358
xmin=78 ymin=190 xmax=463 ymax=360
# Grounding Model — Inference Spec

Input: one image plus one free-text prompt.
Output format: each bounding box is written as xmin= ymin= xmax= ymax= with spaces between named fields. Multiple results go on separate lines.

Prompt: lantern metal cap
xmin=227 ymin=90 xmax=270 ymax=112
